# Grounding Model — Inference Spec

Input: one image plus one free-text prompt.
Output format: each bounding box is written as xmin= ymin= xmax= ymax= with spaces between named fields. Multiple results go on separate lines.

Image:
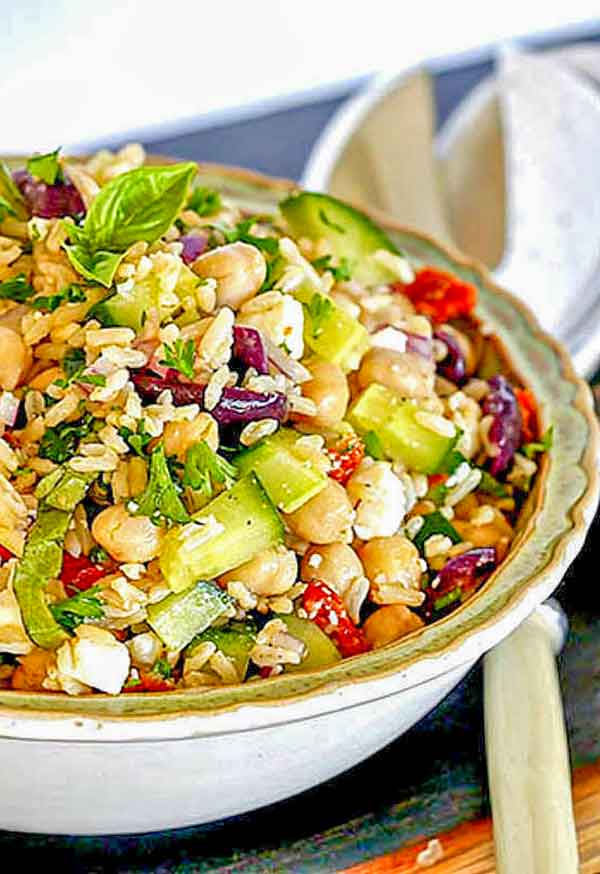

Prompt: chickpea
xmin=29 ymin=366 xmax=62 ymax=392
xmin=91 ymin=503 xmax=163 ymax=563
xmin=358 ymin=347 xmax=434 ymax=399
xmin=284 ymin=480 xmax=354 ymax=544
xmin=363 ymin=605 xmax=424 ymax=649
xmin=192 ymin=241 xmax=266 ymax=310
xmin=293 ymin=358 xmax=349 ymax=429
xmin=163 ymin=412 xmax=218 ymax=461
xmin=359 ymin=535 xmax=422 ymax=591
xmin=0 ymin=325 xmax=31 ymax=390
xmin=300 ymin=542 xmax=363 ymax=596
xmin=220 ymin=545 xmax=297 ymax=596
xmin=453 ymin=509 xmax=513 ymax=561
xmin=11 ymin=649 xmax=54 ymax=691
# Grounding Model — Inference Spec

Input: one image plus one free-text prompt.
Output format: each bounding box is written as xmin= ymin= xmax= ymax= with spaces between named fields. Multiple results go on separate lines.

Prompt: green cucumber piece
xmin=147 ymin=581 xmax=232 ymax=651
xmin=295 ymin=289 xmax=369 ymax=371
xmin=280 ymin=191 xmax=401 ymax=286
xmin=234 ymin=428 xmax=327 ymax=513
xmin=160 ymin=473 xmax=284 ymax=593
xmin=279 ymin=614 xmax=341 ymax=672
xmin=91 ymin=263 xmax=199 ymax=330
xmin=188 ymin=620 xmax=257 ymax=681
xmin=348 ymin=383 xmax=457 ymax=474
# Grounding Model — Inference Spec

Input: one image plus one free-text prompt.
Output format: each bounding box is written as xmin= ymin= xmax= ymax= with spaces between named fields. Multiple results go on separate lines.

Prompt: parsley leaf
xmin=88 ymin=545 xmax=110 ymax=564
xmin=160 ymin=338 xmax=195 ymax=380
xmin=213 ymin=219 xmax=279 ymax=256
xmin=187 ymin=186 xmax=222 ymax=217
xmin=311 ymin=254 xmax=352 ymax=282
xmin=38 ymin=413 xmax=95 ymax=464
xmin=412 ymin=511 xmax=461 ymax=554
xmin=183 ymin=441 xmax=237 ymax=499
xmin=31 ymin=283 xmax=86 ymax=313
xmin=522 ymin=426 xmax=554 ymax=459
xmin=27 ymin=148 xmax=62 ymax=185
xmin=50 ymin=585 xmax=104 ymax=632
xmin=152 ymin=657 xmax=172 ymax=679
xmin=305 ymin=293 xmax=333 ymax=339
xmin=479 ymin=470 xmax=509 ymax=498
xmin=62 ymin=348 xmax=86 ymax=380
xmin=118 ymin=420 xmax=152 ymax=457
xmin=133 ymin=444 xmax=189 ymax=524
xmin=0 ymin=273 xmax=35 ymax=303
xmin=363 ymin=430 xmax=385 ymax=460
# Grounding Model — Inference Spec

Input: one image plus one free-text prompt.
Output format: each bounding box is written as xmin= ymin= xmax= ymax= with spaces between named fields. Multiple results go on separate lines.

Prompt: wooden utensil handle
xmin=483 ymin=601 xmax=579 ymax=874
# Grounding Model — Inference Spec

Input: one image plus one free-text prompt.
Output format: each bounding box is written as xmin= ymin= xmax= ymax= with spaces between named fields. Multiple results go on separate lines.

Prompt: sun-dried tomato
xmin=515 ymin=388 xmax=537 ymax=444
xmin=0 ymin=545 xmax=13 ymax=562
xmin=302 ymin=581 xmax=370 ymax=658
xmin=60 ymin=552 xmax=109 ymax=593
xmin=396 ymin=267 xmax=477 ymax=323
xmin=327 ymin=436 xmax=365 ymax=486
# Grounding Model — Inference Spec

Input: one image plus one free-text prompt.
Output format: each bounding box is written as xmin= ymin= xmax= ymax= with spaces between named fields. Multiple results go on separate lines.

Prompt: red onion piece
xmin=180 ymin=233 xmax=208 ymax=265
xmin=405 ymin=332 xmax=433 ymax=359
xmin=482 ymin=375 xmax=522 ymax=475
xmin=262 ymin=334 xmax=311 ymax=383
xmin=233 ymin=326 xmax=269 ymax=375
xmin=13 ymin=170 xmax=85 ymax=218
xmin=434 ymin=329 xmax=466 ymax=384
xmin=427 ymin=546 xmax=497 ymax=614
xmin=131 ymin=369 xmax=287 ymax=426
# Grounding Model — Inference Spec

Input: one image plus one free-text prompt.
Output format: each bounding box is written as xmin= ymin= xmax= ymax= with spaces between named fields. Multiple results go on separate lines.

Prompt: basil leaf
xmin=0 ymin=161 xmax=27 ymax=220
xmin=84 ymin=163 xmax=196 ymax=252
xmin=27 ymin=148 xmax=62 ymax=185
xmin=64 ymin=244 xmax=125 ymax=288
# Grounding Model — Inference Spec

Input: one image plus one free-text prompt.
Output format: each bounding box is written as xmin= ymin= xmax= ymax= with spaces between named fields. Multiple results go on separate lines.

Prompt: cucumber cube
xmin=147 ymin=581 xmax=232 ymax=651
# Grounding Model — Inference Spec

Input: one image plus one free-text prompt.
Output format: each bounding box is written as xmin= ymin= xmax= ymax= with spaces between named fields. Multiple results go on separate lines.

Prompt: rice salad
xmin=0 ymin=146 xmax=550 ymax=696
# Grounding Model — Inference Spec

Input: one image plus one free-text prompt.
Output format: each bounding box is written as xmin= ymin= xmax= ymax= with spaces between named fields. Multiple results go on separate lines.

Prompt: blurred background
xmin=2 ymin=1 xmax=599 ymax=158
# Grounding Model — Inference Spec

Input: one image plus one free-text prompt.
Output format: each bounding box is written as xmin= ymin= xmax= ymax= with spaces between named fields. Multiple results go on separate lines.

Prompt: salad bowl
xmin=0 ymin=161 xmax=597 ymax=835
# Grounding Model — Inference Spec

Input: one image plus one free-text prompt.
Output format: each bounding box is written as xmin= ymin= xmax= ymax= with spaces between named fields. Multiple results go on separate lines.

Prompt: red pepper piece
xmin=428 ymin=473 xmax=448 ymax=488
xmin=0 ymin=545 xmax=13 ymax=562
xmin=327 ymin=436 xmax=365 ymax=486
xmin=123 ymin=673 xmax=175 ymax=693
xmin=515 ymin=388 xmax=538 ymax=444
xmin=396 ymin=267 xmax=477 ymax=323
xmin=60 ymin=553 xmax=109 ymax=593
xmin=302 ymin=581 xmax=370 ymax=658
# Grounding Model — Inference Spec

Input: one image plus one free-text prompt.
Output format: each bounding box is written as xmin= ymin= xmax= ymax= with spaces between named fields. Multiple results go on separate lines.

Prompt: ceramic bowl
xmin=0 ymin=163 xmax=598 ymax=835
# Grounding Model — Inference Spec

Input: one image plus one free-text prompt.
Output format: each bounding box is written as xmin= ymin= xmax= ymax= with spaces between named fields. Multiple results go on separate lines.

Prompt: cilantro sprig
xmin=0 ymin=274 xmax=35 ymax=303
xmin=305 ymin=293 xmax=333 ymax=339
xmin=38 ymin=412 xmax=96 ymax=464
xmin=31 ymin=283 xmax=86 ymax=313
xmin=50 ymin=585 xmax=104 ymax=632
xmin=160 ymin=338 xmax=195 ymax=380
xmin=183 ymin=441 xmax=237 ymax=500
xmin=118 ymin=420 xmax=152 ymax=457
xmin=212 ymin=218 xmax=279 ymax=256
xmin=311 ymin=254 xmax=352 ymax=282
xmin=187 ymin=186 xmax=222 ymax=217
xmin=133 ymin=444 xmax=189 ymax=525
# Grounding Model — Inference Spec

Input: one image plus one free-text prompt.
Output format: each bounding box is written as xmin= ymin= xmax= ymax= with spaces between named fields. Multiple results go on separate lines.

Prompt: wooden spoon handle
xmin=483 ymin=601 xmax=579 ymax=874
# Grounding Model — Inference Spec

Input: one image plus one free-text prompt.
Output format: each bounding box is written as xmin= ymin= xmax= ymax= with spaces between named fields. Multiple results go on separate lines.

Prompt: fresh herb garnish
xmin=187 ymin=186 xmax=222 ymax=217
xmin=522 ymin=426 xmax=553 ymax=459
xmin=31 ymin=283 xmax=86 ymax=312
xmin=27 ymin=148 xmax=62 ymax=185
xmin=305 ymin=293 xmax=333 ymax=339
xmin=160 ymin=337 xmax=195 ymax=380
xmin=38 ymin=413 xmax=95 ymax=464
xmin=50 ymin=585 xmax=104 ymax=632
xmin=413 ymin=510 xmax=461 ymax=554
xmin=133 ymin=444 xmax=189 ymax=524
xmin=63 ymin=163 xmax=197 ymax=287
xmin=118 ymin=420 xmax=152 ymax=457
xmin=318 ymin=209 xmax=346 ymax=234
xmin=433 ymin=588 xmax=462 ymax=612
xmin=213 ymin=218 xmax=279 ymax=256
xmin=152 ymin=657 xmax=172 ymax=679
xmin=311 ymin=254 xmax=352 ymax=282
xmin=0 ymin=273 xmax=35 ymax=303
xmin=88 ymin=545 xmax=110 ymax=564
xmin=183 ymin=441 xmax=237 ymax=499
xmin=0 ymin=161 xmax=27 ymax=220
xmin=62 ymin=348 xmax=86 ymax=380
xmin=363 ymin=430 xmax=385 ymax=460
xmin=478 ymin=470 xmax=509 ymax=498
xmin=78 ymin=373 xmax=106 ymax=387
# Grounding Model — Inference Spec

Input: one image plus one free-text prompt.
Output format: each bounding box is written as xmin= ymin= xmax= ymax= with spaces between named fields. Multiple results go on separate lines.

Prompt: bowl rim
xmin=0 ymin=160 xmax=597 ymax=737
